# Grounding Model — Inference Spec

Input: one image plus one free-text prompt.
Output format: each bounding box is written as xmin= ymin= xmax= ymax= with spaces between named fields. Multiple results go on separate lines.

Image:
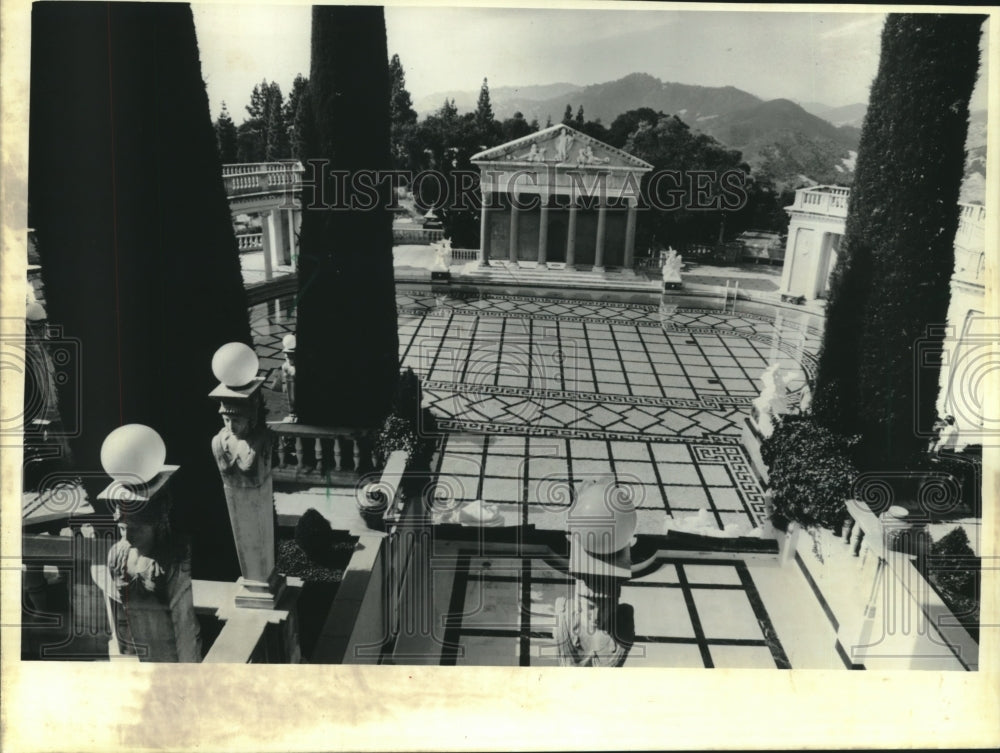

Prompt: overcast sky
xmin=192 ymin=3 xmax=988 ymax=121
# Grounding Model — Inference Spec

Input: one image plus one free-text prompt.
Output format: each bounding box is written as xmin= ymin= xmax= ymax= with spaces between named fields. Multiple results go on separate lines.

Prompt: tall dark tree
xmin=29 ymin=2 xmax=249 ymax=579
xmin=574 ymin=105 xmax=585 ymax=128
xmin=813 ymin=13 xmax=983 ymax=469
xmin=561 ymin=104 xmax=573 ymax=125
xmin=296 ymin=6 xmax=398 ymax=428
xmin=284 ymin=73 xmax=310 ymax=158
xmin=474 ymin=77 xmax=499 ymax=145
xmin=625 ymin=115 xmax=747 ymax=250
xmin=500 ymin=111 xmax=534 ymax=142
xmin=388 ymin=53 xmax=418 ymax=171
xmin=608 ymin=107 xmax=665 ymax=148
xmin=214 ymin=102 xmax=238 ymax=163
xmin=263 ymin=81 xmax=289 ymax=160
xmin=290 ymin=83 xmax=316 ymax=163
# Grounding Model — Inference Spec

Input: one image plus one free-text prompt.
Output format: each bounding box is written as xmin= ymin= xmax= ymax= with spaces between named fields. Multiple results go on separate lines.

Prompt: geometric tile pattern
xmin=249 ymin=288 xmax=821 ymax=532
xmin=437 ymin=553 xmax=790 ymax=668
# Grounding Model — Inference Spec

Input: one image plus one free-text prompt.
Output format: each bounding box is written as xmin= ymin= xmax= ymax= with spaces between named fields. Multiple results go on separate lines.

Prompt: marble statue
xmin=555 ymin=129 xmax=575 ymax=162
xmin=797 ymin=383 xmax=813 ymax=414
xmin=520 ymin=143 xmax=546 ymax=162
xmin=553 ymin=577 xmax=634 ymax=667
xmin=752 ymin=363 xmax=792 ymax=438
xmin=576 ymin=145 xmax=610 ymax=165
xmin=661 ymin=247 xmax=683 ymax=287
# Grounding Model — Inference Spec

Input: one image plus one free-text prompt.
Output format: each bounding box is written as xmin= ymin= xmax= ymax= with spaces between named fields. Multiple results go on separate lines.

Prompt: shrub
xmin=761 ymin=415 xmax=859 ymax=531
xmin=373 ymin=413 xmax=419 ymax=467
xmin=374 ymin=369 xmax=439 ymax=471
xmin=927 ymin=526 xmax=980 ymax=642
xmin=295 ymin=508 xmax=335 ymax=561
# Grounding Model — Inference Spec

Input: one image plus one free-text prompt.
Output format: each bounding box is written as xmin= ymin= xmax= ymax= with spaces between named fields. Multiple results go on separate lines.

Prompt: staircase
xmin=455 ymin=261 xmax=662 ymax=292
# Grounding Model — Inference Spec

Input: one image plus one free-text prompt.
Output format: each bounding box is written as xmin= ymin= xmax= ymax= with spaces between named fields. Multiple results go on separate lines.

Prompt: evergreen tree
xmin=29 ymin=1 xmax=248 ymax=579
xmin=529 ymin=116 xmax=540 ymax=132
xmin=575 ymin=105 xmax=585 ymax=127
xmin=545 ymin=114 xmax=553 ymax=128
xmin=388 ymin=53 xmax=418 ymax=171
xmin=561 ymin=104 xmax=573 ymax=125
xmin=290 ymin=84 xmax=315 ymax=163
xmin=285 ymin=74 xmax=310 ymax=157
xmin=501 ymin=111 xmax=533 ymax=142
xmin=474 ymin=77 xmax=499 ymax=145
xmin=214 ymin=102 xmax=238 ymax=163
xmin=813 ymin=13 xmax=983 ymax=468
xmin=263 ymin=81 xmax=289 ymax=160
xmin=296 ymin=5 xmax=398 ymax=427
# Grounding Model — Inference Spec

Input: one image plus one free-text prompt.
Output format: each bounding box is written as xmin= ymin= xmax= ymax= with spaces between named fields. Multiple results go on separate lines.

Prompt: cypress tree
xmin=813 ymin=13 xmax=983 ymax=469
xmin=214 ymin=102 xmax=239 ymax=163
xmin=295 ymin=6 xmax=398 ymax=428
xmin=29 ymin=2 xmax=249 ymax=579
xmin=561 ymin=104 xmax=573 ymax=125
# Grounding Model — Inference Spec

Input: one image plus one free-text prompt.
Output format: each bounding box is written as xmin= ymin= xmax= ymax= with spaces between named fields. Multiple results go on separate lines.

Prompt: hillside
xmin=414 ymin=81 xmax=583 ymax=118
xmin=694 ymin=98 xmax=861 ymax=187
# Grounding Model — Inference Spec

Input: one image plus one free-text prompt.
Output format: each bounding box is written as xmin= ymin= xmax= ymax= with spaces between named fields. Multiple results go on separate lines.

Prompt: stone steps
xmin=455 ymin=263 xmax=663 ymax=292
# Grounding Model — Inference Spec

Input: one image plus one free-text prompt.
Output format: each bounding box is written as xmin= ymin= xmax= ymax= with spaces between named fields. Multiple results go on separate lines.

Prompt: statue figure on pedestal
xmin=555 ymin=128 xmax=575 ymax=162
xmin=576 ymin=145 xmax=610 ymax=165
xmin=212 ymin=399 xmax=271 ymax=489
xmin=752 ymin=363 xmax=791 ymax=438
xmin=520 ymin=143 xmax=546 ymax=162
xmin=661 ymin=246 xmax=683 ymax=287
xmin=553 ymin=577 xmax=634 ymax=667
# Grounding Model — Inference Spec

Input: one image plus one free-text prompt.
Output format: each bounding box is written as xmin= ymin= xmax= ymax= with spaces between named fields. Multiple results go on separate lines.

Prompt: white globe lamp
xmin=567 ymin=476 xmax=637 ymax=555
xmin=212 ymin=342 xmax=259 ymax=388
xmin=100 ymin=424 xmax=167 ymax=485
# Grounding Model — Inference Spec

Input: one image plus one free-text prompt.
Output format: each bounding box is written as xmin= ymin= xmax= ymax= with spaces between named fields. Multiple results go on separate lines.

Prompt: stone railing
xmin=953 ymin=245 xmax=986 ymax=287
xmin=267 ymin=422 xmax=375 ymax=486
xmin=222 ymin=161 xmax=304 ymax=200
xmin=788 ymin=185 xmax=852 ymax=218
xmin=236 ymin=233 xmax=263 ymax=252
xmin=310 ymin=451 xmax=410 ymax=664
xmin=393 ymin=226 xmax=445 ymax=245
xmin=786 ymin=499 xmax=978 ymax=670
xmin=955 ymin=203 xmax=987 ymax=252
xmin=450 ymin=247 xmax=478 ymax=262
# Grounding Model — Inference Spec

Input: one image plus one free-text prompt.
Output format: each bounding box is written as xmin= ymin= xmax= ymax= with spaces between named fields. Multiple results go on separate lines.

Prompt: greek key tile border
xmin=423 ymin=379 xmax=753 ymax=409
xmin=693 ymin=444 xmax=768 ymax=524
xmin=435 ymin=418 xmax=741 ymax=445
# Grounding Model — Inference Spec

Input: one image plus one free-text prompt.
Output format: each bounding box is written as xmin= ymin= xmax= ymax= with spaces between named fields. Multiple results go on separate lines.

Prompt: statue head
xmin=219 ymin=402 xmax=255 ymax=439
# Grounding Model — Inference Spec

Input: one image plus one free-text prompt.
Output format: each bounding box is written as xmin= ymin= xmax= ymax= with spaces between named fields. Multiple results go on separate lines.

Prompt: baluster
xmin=841 ymin=516 xmax=855 ymax=543
xmin=851 ymin=527 xmax=865 ymax=557
xmin=314 ymin=437 xmax=323 ymax=474
xmin=294 ymin=437 xmax=304 ymax=475
xmin=353 ymin=437 xmax=361 ymax=472
xmin=333 ymin=436 xmax=343 ymax=472
xmin=277 ymin=435 xmax=288 ymax=468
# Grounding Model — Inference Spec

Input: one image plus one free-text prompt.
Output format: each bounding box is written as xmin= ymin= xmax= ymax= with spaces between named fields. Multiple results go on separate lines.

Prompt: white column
xmin=509 ymin=193 xmax=520 ymax=266
xmin=479 ymin=192 xmax=491 ymax=267
xmin=538 ymin=193 xmax=549 ymax=268
xmin=594 ymin=201 xmax=608 ymax=272
xmin=566 ymin=199 xmax=578 ymax=270
xmin=260 ymin=214 xmax=274 ymax=282
xmin=268 ymin=209 xmax=286 ymax=271
xmin=623 ymin=199 xmax=637 ymax=269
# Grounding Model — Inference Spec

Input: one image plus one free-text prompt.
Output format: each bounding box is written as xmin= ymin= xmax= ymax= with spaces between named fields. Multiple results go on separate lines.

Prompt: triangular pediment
xmin=471 ymin=124 xmax=652 ymax=171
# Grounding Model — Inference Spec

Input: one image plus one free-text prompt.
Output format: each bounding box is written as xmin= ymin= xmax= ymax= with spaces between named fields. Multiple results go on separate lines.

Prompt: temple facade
xmin=471 ymin=125 xmax=653 ymax=270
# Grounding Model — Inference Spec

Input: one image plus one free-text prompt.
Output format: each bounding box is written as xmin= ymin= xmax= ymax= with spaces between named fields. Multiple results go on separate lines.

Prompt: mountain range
xmin=417 ymin=72 xmax=986 ymax=198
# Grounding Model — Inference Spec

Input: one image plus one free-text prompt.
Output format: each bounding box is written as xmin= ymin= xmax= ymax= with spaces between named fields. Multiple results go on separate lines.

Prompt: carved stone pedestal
xmin=99 ymin=466 xmax=202 ymax=662
xmin=210 ymin=377 xmax=286 ymax=610
xmin=552 ymin=541 xmax=634 ymax=667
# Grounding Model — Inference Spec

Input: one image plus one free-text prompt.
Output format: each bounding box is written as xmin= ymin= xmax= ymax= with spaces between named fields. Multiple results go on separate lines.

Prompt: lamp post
xmin=209 ymin=342 xmax=285 ymax=609
xmin=553 ymin=476 xmax=636 ymax=667
xmin=99 ymin=424 xmax=201 ymax=661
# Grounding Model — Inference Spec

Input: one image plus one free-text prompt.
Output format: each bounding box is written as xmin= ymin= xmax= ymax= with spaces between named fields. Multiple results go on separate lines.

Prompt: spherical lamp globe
xmin=281 ymin=334 xmax=297 ymax=353
xmin=212 ymin=342 xmax=259 ymax=388
xmin=567 ymin=476 xmax=637 ymax=554
xmin=100 ymin=424 xmax=166 ymax=485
